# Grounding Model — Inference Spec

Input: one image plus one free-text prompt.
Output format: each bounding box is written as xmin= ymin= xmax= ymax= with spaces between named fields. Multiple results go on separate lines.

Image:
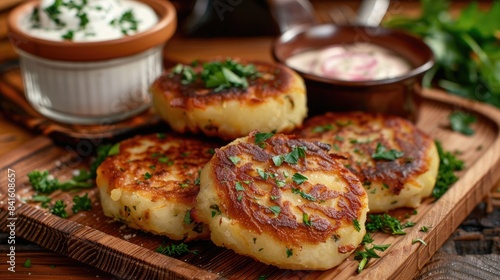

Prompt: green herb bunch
xmin=385 ymin=0 xmax=500 ymax=107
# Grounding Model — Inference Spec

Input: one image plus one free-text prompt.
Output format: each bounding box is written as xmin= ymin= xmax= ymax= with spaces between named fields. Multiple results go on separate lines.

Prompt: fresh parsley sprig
xmin=169 ymin=58 xmax=260 ymax=92
xmin=371 ymin=143 xmax=404 ymax=161
xmin=365 ymin=213 xmax=415 ymax=235
xmin=385 ymin=0 xmax=500 ymax=108
xmin=433 ymin=140 xmax=464 ymax=199
xmin=72 ymin=193 xmax=92 ymax=214
xmin=28 ymin=169 xmax=93 ymax=194
xmin=156 ymin=242 xmax=197 ymax=256
xmin=355 ymin=233 xmax=391 ymax=273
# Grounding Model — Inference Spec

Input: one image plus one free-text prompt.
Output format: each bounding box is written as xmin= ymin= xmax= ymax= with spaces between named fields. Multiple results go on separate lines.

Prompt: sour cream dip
xmin=286 ymin=43 xmax=412 ymax=81
xmin=18 ymin=0 xmax=158 ymax=42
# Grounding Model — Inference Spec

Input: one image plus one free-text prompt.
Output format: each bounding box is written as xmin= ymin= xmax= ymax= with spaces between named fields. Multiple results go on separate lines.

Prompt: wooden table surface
xmin=0 ymin=1 xmax=499 ymax=279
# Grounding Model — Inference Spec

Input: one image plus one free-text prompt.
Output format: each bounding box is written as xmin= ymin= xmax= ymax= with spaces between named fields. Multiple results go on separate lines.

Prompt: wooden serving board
xmin=1 ymin=89 xmax=500 ymax=280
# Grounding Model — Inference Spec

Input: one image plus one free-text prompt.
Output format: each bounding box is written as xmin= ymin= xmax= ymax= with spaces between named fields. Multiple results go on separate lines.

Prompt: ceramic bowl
xmin=7 ymin=0 xmax=177 ymax=125
xmin=272 ymin=24 xmax=434 ymax=122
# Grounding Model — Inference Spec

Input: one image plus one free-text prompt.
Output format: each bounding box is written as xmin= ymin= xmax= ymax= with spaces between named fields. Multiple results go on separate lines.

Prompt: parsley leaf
xmin=72 ymin=193 xmax=92 ymax=214
xmin=291 ymin=188 xmax=316 ymax=201
xmin=88 ymin=142 xmax=120 ymax=180
xmin=371 ymin=143 xmax=404 ymax=161
xmin=50 ymin=200 xmax=68 ymax=218
xmin=365 ymin=213 xmax=414 ymax=235
xmin=254 ymin=132 xmax=274 ymax=147
xmin=156 ymin=243 xmax=196 ymax=256
xmin=355 ymin=243 xmax=390 ymax=273
xmin=272 ymin=155 xmax=284 ymax=166
xmin=197 ymin=58 xmax=259 ymax=91
xmin=449 ymin=111 xmax=476 ymax=135
xmin=433 ymin=140 xmax=464 ymax=199
xmin=303 ymin=213 xmax=312 ymax=226
xmin=292 ymin=173 xmax=308 ymax=185
xmin=312 ymin=124 xmax=334 ymax=133
xmin=24 ymin=259 xmax=31 ymax=268
xmin=235 ymin=182 xmax=245 ymax=191
xmin=284 ymin=146 xmax=307 ymax=164
xmin=412 ymin=238 xmax=428 ymax=245
xmin=31 ymin=195 xmax=51 ymax=208
xmin=28 ymin=171 xmax=59 ymax=194
xmin=269 ymin=206 xmax=281 ymax=216
xmin=229 ymin=156 xmax=241 ymax=165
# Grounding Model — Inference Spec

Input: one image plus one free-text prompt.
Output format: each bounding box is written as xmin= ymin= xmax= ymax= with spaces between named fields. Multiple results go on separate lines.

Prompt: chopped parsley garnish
xmin=229 ymin=156 xmax=241 ymax=165
xmin=28 ymin=170 xmax=93 ymax=194
xmin=449 ymin=111 xmax=476 ymax=135
xmin=371 ymin=143 xmax=404 ymax=161
xmin=272 ymin=155 xmax=284 ymax=166
xmin=210 ymin=204 xmax=221 ymax=217
xmin=24 ymin=259 xmax=32 ymax=268
xmin=362 ymin=233 xmax=374 ymax=244
xmin=353 ymin=219 xmax=361 ymax=232
xmin=269 ymin=206 xmax=281 ymax=216
xmin=170 ymin=58 xmax=260 ymax=92
xmin=286 ymin=247 xmax=293 ymax=258
xmin=170 ymin=64 xmax=197 ymax=85
xmin=156 ymin=133 xmax=166 ymax=139
xmin=275 ymin=179 xmax=286 ymax=187
xmin=201 ymin=59 xmax=259 ymax=91
xmin=156 ymin=242 xmax=196 ymax=256
xmin=31 ymin=195 xmax=51 ymax=208
xmin=30 ymin=7 xmax=41 ymax=28
xmin=50 ymin=200 xmax=68 ymax=218
xmin=108 ymin=143 xmax=120 ymax=156
xmin=254 ymin=132 xmax=274 ymax=148
xmin=420 ymin=226 xmax=429 ymax=232
xmin=291 ymin=188 xmax=316 ymax=201
xmin=88 ymin=143 xmax=117 ymax=178
xmin=303 ymin=213 xmax=312 ymax=226
xmin=292 ymin=173 xmax=308 ymax=185
xmin=257 ymin=168 xmax=269 ymax=180
xmin=115 ymin=10 xmax=139 ymax=35
xmin=412 ymin=238 xmax=427 ymax=246
xmin=72 ymin=193 xmax=92 ymax=214
xmin=433 ymin=140 xmax=464 ymax=199
xmin=44 ymin=0 xmax=64 ymax=27
xmin=235 ymin=182 xmax=245 ymax=191
xmin=312 ymin=124 xmax=334 ymax=133
xmin=144 ymin=172 xmax=152 ymax=180
xmin=355 ymin=243 xmax=390 ymax=273
xmin=184 ymin=210 xmax=192 ymax=225
xmin=284 ymin=146 xmax=307 ymax=164
xmin=365 ymin=213 xmax=414 ymax=235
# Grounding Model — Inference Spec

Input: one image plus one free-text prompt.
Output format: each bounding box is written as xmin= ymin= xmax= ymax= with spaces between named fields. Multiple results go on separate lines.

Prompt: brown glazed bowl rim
xmin=7 ymin=0 xmax=177 ymax=62
xmin=272 ymin=24 xmax=435 ymax=87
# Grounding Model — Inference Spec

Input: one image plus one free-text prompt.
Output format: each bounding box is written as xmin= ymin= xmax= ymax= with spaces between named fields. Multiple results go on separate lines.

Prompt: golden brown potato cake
xmin=150 ymin=58 xmax=307 ymax=140
xmin=194 ymin=132 xmax=368 ymax=270
xmin=297 ymin=112 xmax=439 ymax=213
xmin=96 ymin=132 xmax=222 ymax=241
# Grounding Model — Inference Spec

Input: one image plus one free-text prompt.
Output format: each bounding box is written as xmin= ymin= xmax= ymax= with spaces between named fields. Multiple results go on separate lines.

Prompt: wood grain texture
xmin=416 ymin=252 xmax=500 ymax=280
xmin=1 ymin=89 xmax=500 ymax=280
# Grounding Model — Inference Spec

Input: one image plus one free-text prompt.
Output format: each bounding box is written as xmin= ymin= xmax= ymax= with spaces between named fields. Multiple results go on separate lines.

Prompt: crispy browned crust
xmin=97 ymin=133 xmax=222 ymax=204
xmin=206 ymin=132 xmax=366 ymax=247
xmin=151 ymin=59 xmax=295 ymax=109
xmin=296 ymin=112 xmax=434 ymax=195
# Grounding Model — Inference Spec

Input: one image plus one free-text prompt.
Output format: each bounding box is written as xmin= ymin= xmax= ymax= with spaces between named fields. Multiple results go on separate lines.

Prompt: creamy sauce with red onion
xmin=286 ymin=43 xmax=411 ymax=81
xmin=19 ymin=0 xmax=158 ymax=42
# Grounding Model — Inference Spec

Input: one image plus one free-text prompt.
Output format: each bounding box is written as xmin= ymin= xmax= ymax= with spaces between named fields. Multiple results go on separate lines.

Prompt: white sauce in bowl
xmin=19 ymin=0 xmax=158 ymax=42
xmin=286 ymin=43 xmax=412 ymax=81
